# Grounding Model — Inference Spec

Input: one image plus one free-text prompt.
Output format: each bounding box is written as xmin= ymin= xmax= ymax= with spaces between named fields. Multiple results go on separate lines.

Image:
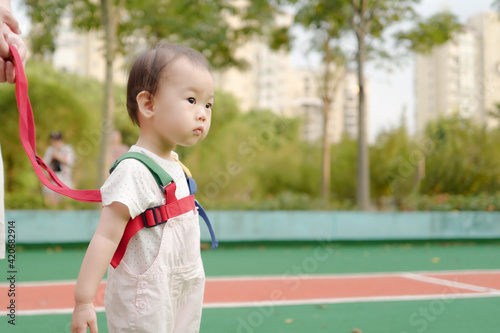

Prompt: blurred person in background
xmin=107 ymin=130 xmax=130 ymax=168
xmin=43 ymin=131 xmax=76 ymax=207
xmin=0 ymin=0 xmax=27 ymax=259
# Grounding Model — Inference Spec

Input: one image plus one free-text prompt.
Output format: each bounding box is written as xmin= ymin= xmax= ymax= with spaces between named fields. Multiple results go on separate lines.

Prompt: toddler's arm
xmin=71 ymin=201 xmax=130 ymax=333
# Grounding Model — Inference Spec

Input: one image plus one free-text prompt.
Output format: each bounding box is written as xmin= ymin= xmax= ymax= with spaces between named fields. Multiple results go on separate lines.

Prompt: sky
xmin=11 ymin=0 xmax=497 ymax=143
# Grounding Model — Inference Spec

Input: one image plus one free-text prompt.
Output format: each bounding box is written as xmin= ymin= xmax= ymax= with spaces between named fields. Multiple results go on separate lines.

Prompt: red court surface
xmin=1 ymin=270 xmax=500 ymax=315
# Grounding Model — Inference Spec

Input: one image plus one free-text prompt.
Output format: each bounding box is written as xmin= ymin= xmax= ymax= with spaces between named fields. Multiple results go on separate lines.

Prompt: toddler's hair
xmin=126 ymin=43 xmax=210 ymax=126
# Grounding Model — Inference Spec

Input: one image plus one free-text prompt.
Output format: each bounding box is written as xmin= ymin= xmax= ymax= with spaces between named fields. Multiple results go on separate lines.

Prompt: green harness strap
xmin=109 ymin=152 xmax=173 ymax=187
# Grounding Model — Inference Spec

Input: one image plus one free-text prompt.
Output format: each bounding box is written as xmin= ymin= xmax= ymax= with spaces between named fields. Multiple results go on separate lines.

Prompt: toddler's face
xmin=152 ymin=57 xmax=214 ymax=148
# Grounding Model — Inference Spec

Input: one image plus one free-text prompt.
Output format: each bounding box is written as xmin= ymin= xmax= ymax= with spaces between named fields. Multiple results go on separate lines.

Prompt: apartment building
xmin=212 ymin=37 xmax=290 ymax=116
xmin=214 ymin=37 xmax=367 ymax=144
xmin=468 ymin=11 xmax=500 ymax=127
xmin=415 ymin=11 xmax=500 ymax=134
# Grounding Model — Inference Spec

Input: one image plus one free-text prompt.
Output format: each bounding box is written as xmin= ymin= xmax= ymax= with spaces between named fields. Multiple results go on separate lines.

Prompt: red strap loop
xmin=10 ymin=45 xmax=101 ymax=202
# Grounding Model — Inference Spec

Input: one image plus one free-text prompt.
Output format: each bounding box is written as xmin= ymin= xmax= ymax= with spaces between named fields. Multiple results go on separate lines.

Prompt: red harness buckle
xmin=142 ymin=206 xmax=164 ymax=228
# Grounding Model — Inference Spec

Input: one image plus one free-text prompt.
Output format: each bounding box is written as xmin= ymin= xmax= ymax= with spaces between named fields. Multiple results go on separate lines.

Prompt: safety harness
xmin=109 ymin=152 xmax=218 ymax=268
xmin=9 ymin=45 xmax=218 ymax=268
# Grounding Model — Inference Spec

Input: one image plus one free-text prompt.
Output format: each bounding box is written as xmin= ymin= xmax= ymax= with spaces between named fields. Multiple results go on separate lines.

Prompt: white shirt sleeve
xmin=100 ymin=159 xmax=165 ymax=219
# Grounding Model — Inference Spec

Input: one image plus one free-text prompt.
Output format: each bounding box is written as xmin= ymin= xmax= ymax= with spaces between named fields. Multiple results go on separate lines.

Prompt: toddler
xmin=71 ymin=43 xmax=214 ymax=333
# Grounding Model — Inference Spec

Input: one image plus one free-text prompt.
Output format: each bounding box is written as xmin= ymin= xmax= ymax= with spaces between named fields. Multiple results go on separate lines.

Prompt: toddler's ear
xmin=136 ymin=91 xmax=155 ymax=120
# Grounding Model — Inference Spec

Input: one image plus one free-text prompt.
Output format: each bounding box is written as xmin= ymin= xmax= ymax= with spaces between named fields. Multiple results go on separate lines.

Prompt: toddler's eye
xmin=188 ymin=97 xmax=196 ymax=104
xmin=206 ymin=103 xmax=212 ymax=109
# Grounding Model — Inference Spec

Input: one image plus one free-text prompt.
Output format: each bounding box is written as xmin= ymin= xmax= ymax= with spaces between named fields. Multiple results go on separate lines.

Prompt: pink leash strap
xmin=10 ymin=45 xmax=102 ymax=202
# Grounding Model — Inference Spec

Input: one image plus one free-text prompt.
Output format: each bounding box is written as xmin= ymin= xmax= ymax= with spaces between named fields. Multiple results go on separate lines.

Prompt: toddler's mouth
xmin=193 ymin=126 xmax=204 ymax=135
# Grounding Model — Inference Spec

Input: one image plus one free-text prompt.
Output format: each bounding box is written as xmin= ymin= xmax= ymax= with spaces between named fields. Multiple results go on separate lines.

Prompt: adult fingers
xmin=0 ymin=31 xmax=9 ymax=59
xmin=0 ymin=9 xmax=21 ymax=58
xmin=0 ymin=58 xmax=6 ymax=83
xmin=5 ymin=29 xmax=26 ymax=66
xmin=0 ymin=9 xmax=21 ymax=34
xmin=5 ymin=60 xmax=14 ymax=83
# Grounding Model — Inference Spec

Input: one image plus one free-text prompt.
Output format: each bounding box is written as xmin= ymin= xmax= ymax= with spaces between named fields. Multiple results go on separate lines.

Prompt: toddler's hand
xmin=71 ymin=302 xmax=98 ymax=333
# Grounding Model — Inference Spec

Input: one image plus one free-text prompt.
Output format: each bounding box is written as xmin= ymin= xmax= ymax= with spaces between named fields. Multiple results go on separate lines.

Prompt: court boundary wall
xmin=5 ymin=210 xmax=500 ymax=244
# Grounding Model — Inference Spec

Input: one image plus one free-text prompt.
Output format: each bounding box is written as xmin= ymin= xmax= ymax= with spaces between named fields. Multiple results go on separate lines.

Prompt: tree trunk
xmin=322 ymin=102 xmax=332 ymax=202
xmin=355 ymin=33 xmax=371 ymax=211
xmin=97 ymin=0 xmax=117 ymax=186
xmin=321 ymin=42 xmax=332 ymax=202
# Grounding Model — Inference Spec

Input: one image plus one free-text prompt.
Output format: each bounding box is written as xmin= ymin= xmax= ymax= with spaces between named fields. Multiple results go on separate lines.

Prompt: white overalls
xmin=101 ymin=146 xmax=205 ymax=333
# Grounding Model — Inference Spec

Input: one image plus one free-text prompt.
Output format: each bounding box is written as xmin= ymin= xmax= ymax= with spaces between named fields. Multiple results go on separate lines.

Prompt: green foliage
xmin=179 ymin=108 xmax=322 ymax=209
xmin=24 ymin=0 xmax=71 ymax=58
xmin=71 ymin=0 xmax=101 ymax=31
xmin=402 ymin=193 xmax=500 ymax=211
xmin=420 ymin=116 xmax=500 ymax=195
xmin=331 ymin=135 xmax=357 ymax=203
xmin=370 ymin=124 xmax=417 ymax=208
xmin=396 ymin=12 xmax=462 ymax=54
xmin=24 ymin=0 xmax=284 ymax=70
xmin=369 ymin=115 xmax=500 ymax=211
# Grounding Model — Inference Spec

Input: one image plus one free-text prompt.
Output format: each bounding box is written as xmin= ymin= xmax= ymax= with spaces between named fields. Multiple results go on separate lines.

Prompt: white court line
xmin=0 ymin=307 xmax=105 ymax=317
xmin=2 ymin=292 xmax=500 ymax=316
xmin=2 ymin=269 xmax=500 ymax=287
xmin=2 ymin=269 xmax=500 ymax=317
xmin=401 ymin=273 xmax=500 ymax=294
xmin=205 ymin=269 xmax=500 ymax=282
xmin=203 ymin=292 xmax=500 ymax=309
xmin=0 ymin=280 xmax=79 ymax=287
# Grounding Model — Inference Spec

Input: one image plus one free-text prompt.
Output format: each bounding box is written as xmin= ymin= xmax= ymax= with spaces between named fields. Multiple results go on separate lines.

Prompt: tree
xmin=343 ymin=0 xmax=421 ymax=211
xmin=269 ymin=1 xmax=349 ymax=203
xmin=24 ymin=0 xmax=284 ymax=185
xmin=395 ymin=12 xmax=462 ymax=53
xmin=318 ymin=51 xmax=346 ymax=202
xmin=25 ymin=0 xmax=71 ymax=60
xmin=97 ymin=0 xmax=120 ymax=185
xmin=294 ymin=3 xmax=348 ymax=203
xmin=25 ymin=0 xmax=280 ymax=69
xmin=275 ymin=0 xmax=462 ymax=210
xmin=492 ymin=0 xmax=500 ymax=14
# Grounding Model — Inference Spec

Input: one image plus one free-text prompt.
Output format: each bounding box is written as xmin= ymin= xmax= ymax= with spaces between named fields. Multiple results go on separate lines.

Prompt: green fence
xmin=5 ymin=210 xmax=500 ymax=244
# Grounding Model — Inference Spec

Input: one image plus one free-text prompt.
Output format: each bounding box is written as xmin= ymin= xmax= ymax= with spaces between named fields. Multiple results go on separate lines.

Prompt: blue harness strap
xmin=186 ymin=175 xmax=218 ymax=250
xmin=195 ymin=200 xmax=219 ymax=249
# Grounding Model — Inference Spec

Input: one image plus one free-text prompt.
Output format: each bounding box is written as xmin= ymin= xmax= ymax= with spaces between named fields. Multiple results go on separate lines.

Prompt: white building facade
xmin=213 ymin=37 xmax=368 ymax=144
xmin=415 ymin=11 xmax=500 ymax=134
xmin=52 ymin=10 xmax=128 ymax=85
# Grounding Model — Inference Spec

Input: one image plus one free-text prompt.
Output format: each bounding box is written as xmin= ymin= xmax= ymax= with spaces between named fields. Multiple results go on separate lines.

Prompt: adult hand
xmin=0 ymin=3 xmax=21 ymax=58
xmin=0 ymin=26 xmax=26 ymax=83
xmin=0 ymin=4 xmax=26 ymax=83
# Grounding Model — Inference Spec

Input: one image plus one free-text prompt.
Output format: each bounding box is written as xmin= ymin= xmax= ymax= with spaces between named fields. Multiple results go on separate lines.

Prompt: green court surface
xmin=4 ymin=241 xmax=500 ymax=281
xmin=6 ymin=297 xmax=500 ymax=333
xmin=1 ymin=240 xmax=500 ymax=332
